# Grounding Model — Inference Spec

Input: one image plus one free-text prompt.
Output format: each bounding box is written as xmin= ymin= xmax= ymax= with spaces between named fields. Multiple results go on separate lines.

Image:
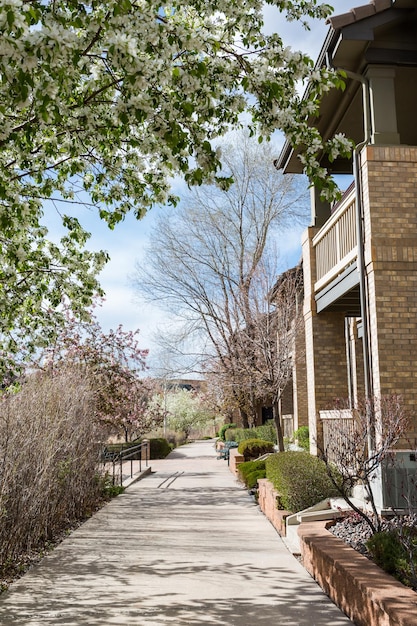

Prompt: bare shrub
xmin=0 ymin=368 xmax=106 ymax=575
xmin=318 ymin=395 xmax=411 ymax=533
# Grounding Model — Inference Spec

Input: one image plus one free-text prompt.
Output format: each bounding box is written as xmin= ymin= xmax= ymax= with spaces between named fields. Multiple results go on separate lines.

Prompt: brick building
xmin=276 ymin=0 xmax=417 ymax=509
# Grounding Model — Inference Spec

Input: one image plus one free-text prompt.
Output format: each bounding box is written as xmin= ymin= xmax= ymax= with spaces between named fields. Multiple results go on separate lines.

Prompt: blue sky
xmin=46 ymin=1 xmax=349 ymax=366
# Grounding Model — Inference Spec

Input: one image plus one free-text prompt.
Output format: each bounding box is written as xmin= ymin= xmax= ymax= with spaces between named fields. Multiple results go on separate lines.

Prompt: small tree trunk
xmin=240 ymin=408 xmax=249 ymax=429
xmin=273 ymin=401 xmax=285 ymax=452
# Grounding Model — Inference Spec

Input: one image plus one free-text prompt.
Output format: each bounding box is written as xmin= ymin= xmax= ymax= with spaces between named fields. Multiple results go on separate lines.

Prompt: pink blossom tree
xmin=38 ymin=300 xmax=162 ymax=441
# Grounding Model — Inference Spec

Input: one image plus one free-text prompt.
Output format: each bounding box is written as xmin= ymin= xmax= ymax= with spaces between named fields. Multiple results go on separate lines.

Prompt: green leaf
xmin=181 ymin=101 xmax=194 ymax=117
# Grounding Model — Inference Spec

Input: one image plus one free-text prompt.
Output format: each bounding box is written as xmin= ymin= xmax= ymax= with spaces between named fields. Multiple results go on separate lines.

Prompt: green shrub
xmin=238 ymin=459 xmax=266 ymax=488
xmin=218 ymin=423 xmax=236 ymax=441
xmin=238 ymin=438 xmax=275 ymax=460
xmin=225 ymin=428 xmax=237 ymax=441
xmin=225 ymin=422 xmax=277 ymax=444
xmin=225 ymin=427 xmax=255 ymax=442
xmin=149 ymin=438 xmax=172 ymax=459
xmin=366 ymin=531 xmax=404 ymax=575
xmin=255 ymin=421 xmax=277 ymax=444
xmin=292 ymin=426 xmax=309 ymax=451
xmin=246 ymin=469 xmax=266 ymax=489
xmin=265 ymin=451 xmax=339 ymax=512
xmin=102 ymin=475 xmax=125 ymax=498
xmin=366 ymin=527 xmax=417 ymax=589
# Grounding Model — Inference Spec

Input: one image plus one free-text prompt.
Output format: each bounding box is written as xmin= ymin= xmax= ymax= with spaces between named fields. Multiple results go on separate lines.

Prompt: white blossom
xmin=0 ymin=0 xmax=341 ymax=373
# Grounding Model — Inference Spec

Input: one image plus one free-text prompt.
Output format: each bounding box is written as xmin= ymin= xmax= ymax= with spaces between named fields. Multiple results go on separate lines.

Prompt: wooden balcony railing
xmin=313 ymin=186 xmax=357 ymax=291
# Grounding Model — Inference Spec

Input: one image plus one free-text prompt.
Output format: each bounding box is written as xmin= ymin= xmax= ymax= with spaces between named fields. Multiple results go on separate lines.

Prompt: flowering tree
xmin=162 ymin=387 xmax=215 ymax=439
xmin=96 ymin=373 xmax=163 ymax=442
xmin=0 ymin=0 xmax=351 ymax=371
xmin=38 ymin=301 xmax=162 ymax=441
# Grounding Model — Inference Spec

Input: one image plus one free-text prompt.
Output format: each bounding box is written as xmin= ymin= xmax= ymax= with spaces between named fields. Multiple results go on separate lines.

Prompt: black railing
xmin=102 ymin=441 xmax=150 ymax=486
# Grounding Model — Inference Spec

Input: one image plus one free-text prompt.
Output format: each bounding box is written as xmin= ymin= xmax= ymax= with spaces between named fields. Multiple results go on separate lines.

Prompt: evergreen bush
xmin=238 ymin=459 xmax=266 ymax=488
xmin=106 ymin=440 xmax=143 ymax=459
xmin=366 ymin=531 xmax=405 ymax=575
xmin=225 ymin=427 xmax=255 ymax=442
xmin=265 ymin=451 xmax=339 ymax=512
xmin=255 ymin=421 xmax=277 ymax=444
xmin=218 ymin=423 xmax=236 ymax=441
xmin=225 ymin=422 xmax=277 ymax=444
xmin=238 ymin=438 xmax=275 ymax=460
xmin=149 ymin=437 xmax=172 ymax=459
xmin=366 ymin=526 xmax=417 ymax=589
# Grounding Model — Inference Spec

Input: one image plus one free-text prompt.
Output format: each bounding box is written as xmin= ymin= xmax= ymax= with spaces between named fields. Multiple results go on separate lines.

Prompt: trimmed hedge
xmin=225 ymin=428 xmax=253 ymax=442
xmin=106 ymin=438 xmax=172 ymax=460
xmin=218 ymin=423 xmax=236 ymax=441
xmin=149 ymin=437 xmax=172 ymax=459
xmin=238 ymin=438 xmax=275 ymax=460
xmin=255 ymin=421 xmax=277 ymax=445
xmin=265 ymin=451 xmax=339 ymax=512
xmin=238 ymin=459 xmax=266 ymax=489
xmin=225 ymin=421 xmax=277 ymax=444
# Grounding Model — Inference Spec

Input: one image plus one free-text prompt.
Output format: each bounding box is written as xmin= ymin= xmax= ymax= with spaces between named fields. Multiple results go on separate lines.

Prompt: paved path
xmin=0 ymin=440 xmax=353 ymax=625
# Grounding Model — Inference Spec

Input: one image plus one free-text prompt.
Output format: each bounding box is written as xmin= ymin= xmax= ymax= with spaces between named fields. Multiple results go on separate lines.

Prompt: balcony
xmin=312 ymin=184 xmax=360 ymax=314
xmin=314 ymin=184 xmax=357 ymax=290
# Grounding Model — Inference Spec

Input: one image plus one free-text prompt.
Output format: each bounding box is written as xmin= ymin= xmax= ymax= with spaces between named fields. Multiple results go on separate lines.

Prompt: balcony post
xmin=310 ymin=186 xmax=331 ymax=228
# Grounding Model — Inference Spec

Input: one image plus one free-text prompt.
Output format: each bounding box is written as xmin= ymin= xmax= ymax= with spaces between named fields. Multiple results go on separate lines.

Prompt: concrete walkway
xmin=0 ymin=440 xmax=353 ymax=625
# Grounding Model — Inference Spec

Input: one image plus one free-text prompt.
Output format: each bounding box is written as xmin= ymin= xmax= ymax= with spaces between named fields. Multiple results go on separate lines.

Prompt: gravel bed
xmin=330 ymin=512 xmax=417 ymax=558
xmin=330 ymin=515 xmax=373 ymax=555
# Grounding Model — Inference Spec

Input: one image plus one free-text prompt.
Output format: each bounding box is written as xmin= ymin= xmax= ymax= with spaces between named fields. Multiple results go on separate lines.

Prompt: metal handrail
xmin=103 ymin=441 xmax=149 ymax=486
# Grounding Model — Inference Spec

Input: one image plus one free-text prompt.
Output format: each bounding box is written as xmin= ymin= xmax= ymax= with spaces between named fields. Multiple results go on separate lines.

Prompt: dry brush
xmin=0 ymin=368 xmax=106 ymax=577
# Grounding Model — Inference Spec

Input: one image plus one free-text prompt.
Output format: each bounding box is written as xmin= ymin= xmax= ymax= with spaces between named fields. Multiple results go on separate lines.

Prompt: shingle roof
xmin=327 ymin=0 xmax=392 ymax=29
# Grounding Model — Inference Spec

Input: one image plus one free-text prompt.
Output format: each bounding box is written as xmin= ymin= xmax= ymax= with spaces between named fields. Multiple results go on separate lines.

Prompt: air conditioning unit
xmin=370 ymin=451 xmax=417 ymax=512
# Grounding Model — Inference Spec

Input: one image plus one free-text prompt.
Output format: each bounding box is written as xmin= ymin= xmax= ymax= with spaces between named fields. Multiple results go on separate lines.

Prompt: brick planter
xmin=257 ymin=478 xmax=291 ymax=537
xmin=229 ymin=447 xmax=245 ymax=476
xmin=298 ymin=520 xmax=417 ymax=626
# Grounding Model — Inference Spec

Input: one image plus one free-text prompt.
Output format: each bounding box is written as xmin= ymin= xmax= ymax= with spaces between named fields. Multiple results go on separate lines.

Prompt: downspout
xmin=353 ymin=96 xmax=376 ymax=453
xmin=347 ymin=69 xmax=373 ymax=405
xmin=345 ymin=316 xmax=354 ymax=407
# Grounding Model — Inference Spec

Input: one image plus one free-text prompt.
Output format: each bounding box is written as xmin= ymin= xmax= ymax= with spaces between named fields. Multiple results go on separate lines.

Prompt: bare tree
xmin=204 ymin=264 xmax=303 ymax=437
xmin=235 ymin=264 xmax=304 ymax=450
xmin=133 ymin=133 xmax=309 ymax=425
xmin=318 ymin=395 xmax=411 ymax=534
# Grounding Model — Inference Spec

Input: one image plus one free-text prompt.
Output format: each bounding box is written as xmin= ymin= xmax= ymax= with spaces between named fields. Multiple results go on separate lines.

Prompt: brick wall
xmin=299 ymin=520 xmax=417 ymax=626
xmin=257 ymin=478 xmax=291 ymax=536
xmin=301 ymin=146 xmax=417 ymax=451
xmin=361 ymin=145 xmax=417 ymax=445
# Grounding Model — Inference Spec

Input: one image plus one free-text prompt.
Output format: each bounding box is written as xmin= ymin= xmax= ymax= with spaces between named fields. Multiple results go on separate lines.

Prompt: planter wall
xmin=257 ymin=478 xmax=291 ymax=537
xmin=228 ymin=447 xmax=245 ymax=476
xmin=298 ymin=520 xmax=417 ymax=626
